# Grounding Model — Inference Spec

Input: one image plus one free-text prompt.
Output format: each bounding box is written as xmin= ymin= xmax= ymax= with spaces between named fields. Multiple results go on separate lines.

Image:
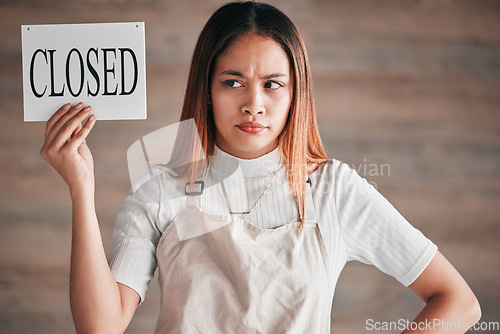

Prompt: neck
xmin=214 ymin=134 xmax=278 ymax=159
xmin=210 ymin=143 xmax=284 ymax=177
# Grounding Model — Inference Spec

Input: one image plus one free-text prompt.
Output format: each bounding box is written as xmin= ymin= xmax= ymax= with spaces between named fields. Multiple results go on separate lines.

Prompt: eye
xmin=222 ymin=79 xmax=243 ymax=88
xmin=264 ymin=81 xmax=283 ymax=89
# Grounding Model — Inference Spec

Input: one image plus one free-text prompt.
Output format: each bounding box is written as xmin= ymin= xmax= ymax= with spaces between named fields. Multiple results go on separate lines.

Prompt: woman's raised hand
xmin=40 ymin=102 xmax=97 ymax=191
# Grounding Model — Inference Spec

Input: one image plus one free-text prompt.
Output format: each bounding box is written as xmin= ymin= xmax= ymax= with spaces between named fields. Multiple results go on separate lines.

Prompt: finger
xmin=71 ymin=122 xmax=83 ymax=139
xmin=66 ymin=114 xmax=96 ymax=150
xmin=52 ymin=106 xmax=93 ymax=148
xmin=45 ymin=103 xmax=71 ymax=137
xmin=47 ymin=102 xmax=86 ymax=143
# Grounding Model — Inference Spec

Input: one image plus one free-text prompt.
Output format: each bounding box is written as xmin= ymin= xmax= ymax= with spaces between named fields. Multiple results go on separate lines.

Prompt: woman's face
xmin=210 ymin=33 xmax=292 ymax=159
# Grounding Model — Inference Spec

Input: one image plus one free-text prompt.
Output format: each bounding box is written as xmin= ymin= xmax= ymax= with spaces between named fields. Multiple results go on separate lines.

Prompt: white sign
xmin=21 ymin=22 xmax=147 ymax=122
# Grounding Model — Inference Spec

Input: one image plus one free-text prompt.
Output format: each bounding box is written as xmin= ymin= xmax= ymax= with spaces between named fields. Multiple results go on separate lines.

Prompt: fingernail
xmin=75 ymin=102 xmax=83 ymax=108
xmin=89 ymin=114 xmax=95 ymax=121
xmin=63 ymin=103 xmax=71 ymax=109
xmin=83 ymin=106 xmax=92 ymax=112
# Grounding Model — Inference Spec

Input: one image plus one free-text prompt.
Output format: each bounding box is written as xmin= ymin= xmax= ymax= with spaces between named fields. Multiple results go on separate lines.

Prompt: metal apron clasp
xmin=184 ymin=181 xmax=205 ymax=196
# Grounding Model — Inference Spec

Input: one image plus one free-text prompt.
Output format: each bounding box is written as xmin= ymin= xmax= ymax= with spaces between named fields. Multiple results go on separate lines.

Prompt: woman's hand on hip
xmin=40 ymin=102 xmax=97 ymax=191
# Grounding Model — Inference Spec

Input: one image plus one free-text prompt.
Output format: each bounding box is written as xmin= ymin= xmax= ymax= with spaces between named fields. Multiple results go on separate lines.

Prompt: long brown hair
xmin=179 ymin=1 xmax=328 ymax=229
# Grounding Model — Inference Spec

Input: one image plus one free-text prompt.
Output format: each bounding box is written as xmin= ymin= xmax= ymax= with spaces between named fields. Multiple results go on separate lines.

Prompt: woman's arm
xmin=403 ymin=251 xmax=481 ymax=334
xmin=40 ymin=103 xmax=139 ymax=333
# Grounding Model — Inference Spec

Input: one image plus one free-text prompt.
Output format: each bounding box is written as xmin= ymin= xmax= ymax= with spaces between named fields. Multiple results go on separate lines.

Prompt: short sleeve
xmin=332 ymin=160 xmax=438 ymax=286
xmin=106 ymin=181 xmax=162 ymax=304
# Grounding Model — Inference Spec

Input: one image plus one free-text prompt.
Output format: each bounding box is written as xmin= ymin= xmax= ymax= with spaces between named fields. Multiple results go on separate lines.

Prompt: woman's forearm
xmin=69 ymin=186 xmax=132 ymax=333
xmin=403 ymin=251 xmax=481 ymax=334
xmin=402 ymin=286 xmax=481 ymax=334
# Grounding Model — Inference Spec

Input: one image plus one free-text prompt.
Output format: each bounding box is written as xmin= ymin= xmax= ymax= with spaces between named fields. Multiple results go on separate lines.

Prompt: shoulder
xmin=126 ymin=165 xmax=188 ymax=207
xmin=309 ymin=158 xmax=376 ymax=197
xmin=309 ymin=158 xmax=354 ymax=183
xmin=118 ymin=165 xmax=191 ymax=228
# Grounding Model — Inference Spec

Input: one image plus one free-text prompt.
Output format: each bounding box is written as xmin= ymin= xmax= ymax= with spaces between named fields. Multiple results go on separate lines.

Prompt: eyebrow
xmin=219 ymin=70 xmax=288 ymax=79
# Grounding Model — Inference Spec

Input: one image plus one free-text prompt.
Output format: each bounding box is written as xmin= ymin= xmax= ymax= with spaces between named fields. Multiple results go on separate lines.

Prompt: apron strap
xmin=303 ymin=177 xmax=316 ymax=223
xmin=184 ymin=180 xmax=204 ymax=208
xmin=183 ymin=165 xmax=209 ymax=208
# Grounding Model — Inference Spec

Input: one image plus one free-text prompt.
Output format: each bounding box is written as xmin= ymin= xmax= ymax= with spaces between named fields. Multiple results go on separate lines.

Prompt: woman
xmin=40 ymin=2 xmax=481 ymax=333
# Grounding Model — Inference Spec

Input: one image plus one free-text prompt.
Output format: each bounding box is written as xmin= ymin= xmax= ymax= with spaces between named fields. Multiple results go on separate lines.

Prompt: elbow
xmin=467 ymin=293 xmax=482 ymax=326
xmin=74 ymin=323 xmax=125 ymax=334
xmin=454 ymin=288 xmax=481 ymax=329
xmin=429 ymin=288 xmax=482 ymax=329
xmin=72 ymin=310 xmax=126 ymax=334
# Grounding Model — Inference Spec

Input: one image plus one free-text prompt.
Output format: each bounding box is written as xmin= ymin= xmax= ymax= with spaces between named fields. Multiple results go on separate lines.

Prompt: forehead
xmin=214 ymin=34 xmax=290 ymax=74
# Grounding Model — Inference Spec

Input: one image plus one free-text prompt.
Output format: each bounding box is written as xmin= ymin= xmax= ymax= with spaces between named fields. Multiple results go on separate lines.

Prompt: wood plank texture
xmin=0 ymin=1 xmax=499 ymax=333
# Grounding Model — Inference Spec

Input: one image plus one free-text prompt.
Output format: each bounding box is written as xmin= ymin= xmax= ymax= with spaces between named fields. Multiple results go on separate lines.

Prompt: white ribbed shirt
xmin=107 ymin=145 xmax=437 ymax=304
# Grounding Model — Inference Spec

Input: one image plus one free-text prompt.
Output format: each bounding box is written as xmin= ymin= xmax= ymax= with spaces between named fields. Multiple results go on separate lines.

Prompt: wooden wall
xmin=0 ymin=0 xmax=499 ymax=332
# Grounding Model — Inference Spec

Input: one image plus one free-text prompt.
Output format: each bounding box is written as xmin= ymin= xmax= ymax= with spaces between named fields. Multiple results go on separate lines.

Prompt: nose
xmin=242 ymin=86 xmax=265 ymax=115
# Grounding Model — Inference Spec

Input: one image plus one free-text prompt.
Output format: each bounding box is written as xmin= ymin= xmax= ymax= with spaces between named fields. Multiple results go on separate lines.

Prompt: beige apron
xmin=155 ymin=178 xmax=332 ymax=333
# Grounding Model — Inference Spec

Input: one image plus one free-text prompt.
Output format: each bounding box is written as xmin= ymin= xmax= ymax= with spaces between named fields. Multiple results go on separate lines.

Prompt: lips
xmin=236 ymin=121 xmax=266 ymax=134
